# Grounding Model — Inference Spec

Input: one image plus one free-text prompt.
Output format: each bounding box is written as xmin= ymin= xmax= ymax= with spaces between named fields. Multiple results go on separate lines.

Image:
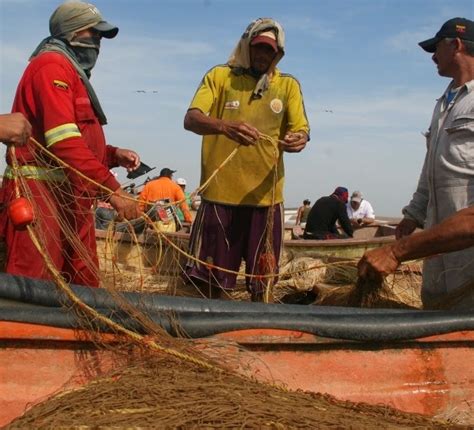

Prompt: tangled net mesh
xmin=7 ymin=350 xmax=443 ymax=429
xmin=3 ymin=137 xmax=444 ymax=429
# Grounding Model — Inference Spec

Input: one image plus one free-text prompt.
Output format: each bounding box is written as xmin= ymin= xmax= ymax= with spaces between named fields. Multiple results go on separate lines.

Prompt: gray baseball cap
xmin=351 ymin=191 xmax=363 ymax=203
xmin=49 ymin=1 xmax=118 ymax=39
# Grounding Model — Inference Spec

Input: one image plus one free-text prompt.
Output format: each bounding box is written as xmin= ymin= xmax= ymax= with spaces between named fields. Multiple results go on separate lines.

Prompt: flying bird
xmin=134 ymin=90 xmax=158 ymax=94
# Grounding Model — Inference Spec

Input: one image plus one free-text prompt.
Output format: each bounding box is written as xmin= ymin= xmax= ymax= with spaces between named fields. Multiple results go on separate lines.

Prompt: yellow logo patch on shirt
xmin=53 ymin=80 xmax=69 ymax=90
xmin=224 ymin=100 xmax=240 ymax=110
xmin=270 ymin=98 xmax=283 ymax=114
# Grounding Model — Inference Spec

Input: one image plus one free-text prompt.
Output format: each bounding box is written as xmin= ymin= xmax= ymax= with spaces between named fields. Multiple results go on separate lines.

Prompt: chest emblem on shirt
xmin=53 ymin=80 xmax=69 ymax=90
xmin=270 ymin=98 xmax=283 ymax=114
xmin=224 ymin=100 xmax=240 ymax=110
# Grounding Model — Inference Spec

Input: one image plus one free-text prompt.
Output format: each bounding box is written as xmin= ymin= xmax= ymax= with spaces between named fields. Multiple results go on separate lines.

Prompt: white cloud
xmin=92 ymin=35 xmax=215 ymax=93
xmin=0 ymin=0 xmax=457 ymax=217
xmin=284 ymin=17 xmax=337 ymax=40
xmin=281 ymin=88 xmax=436 ymax=214
xmin=306 ymin=89 xmax=435 ymax=131
xmin=385 ymin=29 xmax=432 ymax=53
xmin=0 ymin=0 xmax=36 ymax=3
xmin=0 ymin=45 xmax=30 ymax=65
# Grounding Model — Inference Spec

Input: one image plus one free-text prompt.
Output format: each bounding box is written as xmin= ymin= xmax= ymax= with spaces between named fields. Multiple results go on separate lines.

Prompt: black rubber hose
xmin=0 ymin=272 xmax=419 ymax=316
xmin=170 ymin=310 xmax=474 ymax=341
xmin=1 ymin=305 xmax=473 ymax=342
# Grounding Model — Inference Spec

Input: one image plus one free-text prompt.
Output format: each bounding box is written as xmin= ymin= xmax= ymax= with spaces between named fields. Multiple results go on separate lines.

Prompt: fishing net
xmin=316 ymin=261 xmax=423 ymax=309
xmin=7 ymin=350 xmax=447 ymax=429
xmin=1 ymin=137 xmax=439 ymax=428
xmin=277 ymin=256 xmax=422 ymax=309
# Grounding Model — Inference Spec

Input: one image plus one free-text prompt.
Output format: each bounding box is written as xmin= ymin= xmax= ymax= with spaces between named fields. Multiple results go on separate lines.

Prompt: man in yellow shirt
xmin=183 ymin=18 xmax=310 ymax=300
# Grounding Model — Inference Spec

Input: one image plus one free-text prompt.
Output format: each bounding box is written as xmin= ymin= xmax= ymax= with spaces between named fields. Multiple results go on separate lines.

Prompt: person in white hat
xmin=176 ymin=177 xmax=187 ymax=187
xmin=175 ymin=178 xmax=193 ymax=222
xmin=346 ymin=191 xmax=375 ymax=227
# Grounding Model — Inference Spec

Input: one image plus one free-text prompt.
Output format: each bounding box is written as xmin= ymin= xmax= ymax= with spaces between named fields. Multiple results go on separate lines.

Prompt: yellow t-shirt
xmin=189 ymin=65 xmax=309 ymax=206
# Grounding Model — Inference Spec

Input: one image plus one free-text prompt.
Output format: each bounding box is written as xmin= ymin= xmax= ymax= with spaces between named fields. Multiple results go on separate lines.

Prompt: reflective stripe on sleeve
xmin=44 ymin=123 xmax=81 ymax=147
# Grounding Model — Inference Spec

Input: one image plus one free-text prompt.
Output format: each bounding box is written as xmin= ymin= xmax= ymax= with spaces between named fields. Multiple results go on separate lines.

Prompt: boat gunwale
xmin=95 ymin=228 xmax=395 ymax=248
xmin=2 ymin=321 xmax=474 ymax=348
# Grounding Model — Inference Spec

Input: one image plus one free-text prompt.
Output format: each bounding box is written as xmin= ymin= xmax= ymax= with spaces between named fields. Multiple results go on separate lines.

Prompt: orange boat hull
xmin=1 ymin=321 xmax=473 ymax=427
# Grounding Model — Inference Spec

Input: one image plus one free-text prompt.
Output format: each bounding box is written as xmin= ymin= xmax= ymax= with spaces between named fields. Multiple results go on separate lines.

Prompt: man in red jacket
xmin=1 ymin=1 xmax=142 ymax=287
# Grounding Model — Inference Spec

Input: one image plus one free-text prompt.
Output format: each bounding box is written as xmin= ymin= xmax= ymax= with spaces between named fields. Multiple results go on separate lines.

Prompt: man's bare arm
xmin=184 ymin=108 xmax=260 ymax=146
xmin=358 ymin=206 xmax=474 ymax=279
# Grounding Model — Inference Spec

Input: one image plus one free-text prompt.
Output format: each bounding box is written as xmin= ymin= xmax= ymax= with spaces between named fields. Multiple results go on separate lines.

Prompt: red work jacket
xmin=9 ymin=51 xmax=120 ymax=194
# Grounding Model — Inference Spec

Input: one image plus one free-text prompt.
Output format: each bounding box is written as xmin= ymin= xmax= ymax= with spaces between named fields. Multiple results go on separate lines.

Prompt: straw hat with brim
xmin=49 ymin=1 xmax=118 ymax=39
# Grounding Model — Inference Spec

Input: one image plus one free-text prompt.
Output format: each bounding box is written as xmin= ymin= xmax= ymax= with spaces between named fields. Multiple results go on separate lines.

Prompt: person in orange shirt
xmin=139 ymin=168 xmax=192 ymax=223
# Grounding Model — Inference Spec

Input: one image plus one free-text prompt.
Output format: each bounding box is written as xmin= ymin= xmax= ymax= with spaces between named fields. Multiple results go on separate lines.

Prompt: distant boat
xmin=96 ymin=221 xmax=396 ymax=266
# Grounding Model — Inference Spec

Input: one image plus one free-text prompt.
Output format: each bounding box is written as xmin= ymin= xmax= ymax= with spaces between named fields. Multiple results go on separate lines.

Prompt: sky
xmin=1 ymin=0 xmax=473 ymax=216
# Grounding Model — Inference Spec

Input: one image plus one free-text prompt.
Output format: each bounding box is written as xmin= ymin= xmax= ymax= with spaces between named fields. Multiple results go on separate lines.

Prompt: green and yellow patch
xmin=53 ymin=80 xmax=69 ymax=90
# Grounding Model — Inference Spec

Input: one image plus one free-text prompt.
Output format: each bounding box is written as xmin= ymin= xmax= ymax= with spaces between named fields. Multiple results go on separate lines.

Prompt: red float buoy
xmin=8 ymin=197 xmax=34 ymax=229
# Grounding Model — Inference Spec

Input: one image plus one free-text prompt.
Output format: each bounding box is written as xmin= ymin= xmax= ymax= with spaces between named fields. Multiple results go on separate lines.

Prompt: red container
xmin=8 ymin=197 xmax=34 ymax=229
